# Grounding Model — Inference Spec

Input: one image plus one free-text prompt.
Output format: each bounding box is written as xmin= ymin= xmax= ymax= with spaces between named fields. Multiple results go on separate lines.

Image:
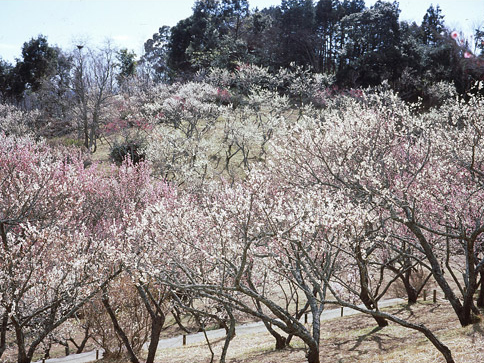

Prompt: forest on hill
xmin=1 ymin=0 xmax=484 ymax=109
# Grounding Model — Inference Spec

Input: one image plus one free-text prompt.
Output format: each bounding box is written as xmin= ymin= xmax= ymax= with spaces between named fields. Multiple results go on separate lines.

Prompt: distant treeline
xmin=1 ymin=0 xmax=484 ymax=105
xmin=142 ymin=0 xmax=484 ymax=97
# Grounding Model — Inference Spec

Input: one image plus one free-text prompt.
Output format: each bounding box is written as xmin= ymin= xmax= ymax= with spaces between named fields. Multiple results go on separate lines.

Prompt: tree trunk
xmin=306 ymin=342 xmax=320 ymax=363
xmin=101 ymin=291 xmax=140 ymax=363
xmin=43 ymin=341 xmax=52 ymax=359
xmin=220 ymin=309 xmax=236 ymax=363
xmin=56 ymin=340 xmax=69 ymax=356
xmin=83 ymin=115 xmax=89 ymax=150
xmin=134 ymin=283 xmax=166 ymax=363
xmin=248 ymin=277 xmax=289 ymax=350
xmin=461 ymin=281 xmax=481 ymax=325
xmin=201 ymin=325 xmax=214 ymax=363
xmin=401 ymin=270 xmax=419 ymax=304
xmin=12 ymin=318 xmax=30 ymax=363
xmin=263 ymin=321 xmax=287 ymax=350
xmin=355 ymin=244 xmax=388 ymax=328
xmin=405 ymin=220 xmax=476 ymax=326
xmin=275 ymin=333 xmax=288 ymax=349
xmin=71 ymin=325 xmax=90 ymax=354
xmin=477 ymin=271 xmax=484 ymax=308
xmin=146 ymin=315 xmax=164 ymax=363
xmin=359 ymin=290 xmax=389 ymax=327
xmin=371 ymin=311 xmax=389 ymax=327
xmin=404 ymin=283 xmax=419 ymax=304
xmin=0 ymin=311 xmax=8 ymax=359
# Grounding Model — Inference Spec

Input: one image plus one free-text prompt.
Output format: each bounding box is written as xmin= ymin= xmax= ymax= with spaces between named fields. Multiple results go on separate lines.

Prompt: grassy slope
xmin=154 ymin=299 xmax=483 ymax=363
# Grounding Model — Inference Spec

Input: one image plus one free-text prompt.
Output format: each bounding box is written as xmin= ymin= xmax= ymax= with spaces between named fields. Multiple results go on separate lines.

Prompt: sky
xmin=0 ymin=0 xmax=483 ymax=64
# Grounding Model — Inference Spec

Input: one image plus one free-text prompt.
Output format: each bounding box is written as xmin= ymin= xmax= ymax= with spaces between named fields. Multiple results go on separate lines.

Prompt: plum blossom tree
xmin=0 ymin=133 xmax=121 ymax=363
xmin=259 ymin=88 xmax=484 ymax=362
xmin=0 ymin=130 xmax=168 ymax=363
xmin=0 ymin=104 xmax=39 ymax=136
xmin=272 ymin=88 xmax=484 ymax=327
xmin=131 ymin=80 xmax=290 ymax=187
xmin=124 ymin=169 xmax=341 ymax=363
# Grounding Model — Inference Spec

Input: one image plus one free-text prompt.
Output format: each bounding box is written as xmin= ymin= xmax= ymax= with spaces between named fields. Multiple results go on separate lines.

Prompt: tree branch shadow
xmin=348 ymin=326 xmax=385 ymax=352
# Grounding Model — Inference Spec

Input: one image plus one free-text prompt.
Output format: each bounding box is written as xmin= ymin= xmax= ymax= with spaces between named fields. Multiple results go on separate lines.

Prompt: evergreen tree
xmin=278 ymin=0 xmax=317 ymax=68
xmin=116 ymin=49 xmax=137 ymax=83
xmin=167 ymin=0 xmax=252 ymax=75
xmin=315 ymin=0 xmax=340 ymax=72
xmin=16 ymin=35 xmax=59 ymax=93
xmin=475 ymin=27 xmax=484 ymax=57
xmin=0 ymin=59 xmax=13 ymax=102
xmin=141 ymin=26 xmax=171 ymax=82
xmin=168 ymin=17 xmax=194 ymax=76
xmin=421 ymin=4 xmax=445 ymax=45
xmin=337 ymin=1 xmax=401 ymax=87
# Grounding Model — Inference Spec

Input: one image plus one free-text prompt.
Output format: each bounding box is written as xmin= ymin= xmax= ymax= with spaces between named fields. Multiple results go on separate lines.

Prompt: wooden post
xmin=42 ymin=359 xmax=45 ymax=363
xmin=183 ymin=334 xmax=187 ymax=346
xmin=423 ymin=290 xmax=426 ymax=301
xmin=304 ymin=313 xmax=308 ymax=324
xmin=340 ymin=307 xmax=344 ymax=317
xmin=96 ymin=350 xmax=99 ymax=360
xmin=433 ymin=289 xmax=437 ymax=303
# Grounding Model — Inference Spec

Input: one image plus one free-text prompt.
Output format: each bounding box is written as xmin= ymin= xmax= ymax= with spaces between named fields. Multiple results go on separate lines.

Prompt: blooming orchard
xmin=1 ymin=76 xmax=484 ymax=363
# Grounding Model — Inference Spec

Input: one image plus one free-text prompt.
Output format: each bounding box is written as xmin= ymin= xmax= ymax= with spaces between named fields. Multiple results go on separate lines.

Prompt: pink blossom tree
xmin=0 ymin=133 xmax=121 ymax=363
xmin=0 ymin=133 xmax=164 ymax=363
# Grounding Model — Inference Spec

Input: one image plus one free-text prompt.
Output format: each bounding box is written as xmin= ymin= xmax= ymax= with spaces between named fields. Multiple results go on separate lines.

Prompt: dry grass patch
xmin=154 ymin=300 xmax=483 ymax=363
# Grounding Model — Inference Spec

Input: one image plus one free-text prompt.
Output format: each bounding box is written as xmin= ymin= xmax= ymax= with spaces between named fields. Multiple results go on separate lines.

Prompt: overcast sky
xmin=0 ymin=0 xmax=483 ymax=63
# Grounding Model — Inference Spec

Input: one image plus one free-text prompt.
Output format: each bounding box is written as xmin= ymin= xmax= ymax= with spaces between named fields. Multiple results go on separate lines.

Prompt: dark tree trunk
xmin=83 ymin=115 xmax=89 ymax=150
xmin=405 ymin=283 xmax=419 ymax=304
xmin=386 ymin=259 xmax=421 ymax=305
xmin=12 ymin=318 xmax=30 ymax=363
xmin=101 ymin=291 xmax=140 ymax=363
xmin=360 ymin=292 xmax=389 ymax=328
xmin=146 ymin=314 xmax=164 ymax=363
xmin=56 ymin=340 xmax=69 ymax=356
xmin=220 ymin=308 xmax=236 ymax=363
xmin=275 ymin=333 xmax=288 ymax=349
xmin=356 ymin=245 xmax=388 ymax=328
xmin=405 ymin=219 xmax=478 ymax=327
xmin=287 ymin=301 xmax=313 ymax=348
xmin=306 ymin=342 xmax=320 ymax=363
xmin=262 ymin=320 xmax=287 ymax=350
xmin=477 ymin=271 xmax=484 ymax=308
xmin=0 ymin=310 xmax=8 ymax=358
xmin=134 ymin=283 xmax=166 ymax=363
xmin=171 ymin=307 xmax=192 ymax=334
xmin=247 ymin=275 xmax=290 ymax=351
xmin=461 ymin=281 xmax=481 ymax=325
xmin=70 ymin=325 xmax=91 ymax=354
xmin=43 ymin=341 xmax=52 ymax=359
xmin=401 ymin=270 xmax=419 ymax=304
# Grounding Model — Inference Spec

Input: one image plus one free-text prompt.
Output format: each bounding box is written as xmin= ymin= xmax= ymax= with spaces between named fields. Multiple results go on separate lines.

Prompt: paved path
xmin=154 ymin=298 xmax=404 ymax=349
xmin=35 ymin=298 xmax=404 ymax=363
xmin=33 ymin=350 xmax=104 ymax=363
